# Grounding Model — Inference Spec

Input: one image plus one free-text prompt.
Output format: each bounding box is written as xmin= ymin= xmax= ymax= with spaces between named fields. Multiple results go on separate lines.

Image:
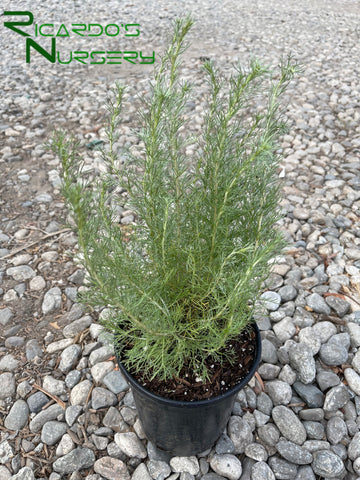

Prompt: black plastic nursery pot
xmin=116 ymin=323 xmax=261 ymax=456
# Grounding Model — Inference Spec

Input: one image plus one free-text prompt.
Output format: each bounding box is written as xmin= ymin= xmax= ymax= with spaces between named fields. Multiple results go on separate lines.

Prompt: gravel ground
xmin=1 ymin=0 xmax=360 ymax=479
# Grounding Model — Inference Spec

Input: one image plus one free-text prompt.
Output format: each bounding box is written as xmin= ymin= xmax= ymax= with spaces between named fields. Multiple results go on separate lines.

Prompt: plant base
xmin=116 ymin=323 xmax=261 ymax=456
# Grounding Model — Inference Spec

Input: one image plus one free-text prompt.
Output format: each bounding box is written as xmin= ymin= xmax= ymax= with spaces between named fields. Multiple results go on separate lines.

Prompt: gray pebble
xmin=325 ymin=295 xmax=351 ymax=317
xmin=299 ymin=408 xmax=324 ymax=422
xmin=303 ymin=440 xmax=330 ymax=452
xmin=83 ymin=342 xmax=100 ymax=356
xmin=278 ymin=365 xmax=297 ymax=385
xmin=148 ymin=460 xmax=171 ymax=480
xmin=10 ymin=467 xmax=35 ymax=480
xmin=250 ymin=462 xmax=275 ymax=480
xmin=346 ymin=247 xmax=360 ymax=260
xmin=34 ymin=193 xmax=53 ymax=203
xmin=276 ymin=439 xmax=313 ymax=464
xmin=121 ymin=406 xmax=137 ymax=425
xmin=312 ymin=321 xmax=337 ymax=343
xmin=303 ymin=421 xmax=325 ymax=440
xmin=289 ymin=343 xmax=316 ymax=384
xmin=0 ymin=373 xmax=15 ymax=399
xmin=42 ymin=287 xmax=62 ymax=314
xmin=297 ymin=327 xmax=321 ymax=355
xmin=68 ymin=269 xmax=85 ymax=285
xmin=255 ymin=315 xmax=271 ymax=331
xmin=347 ymin=322 xmax=360 ymax=347
xmin=4 ymin=324 xmax=21 ymax=337
xmin=70 ymin=380 xmax=93 ymax=406
xmin=0 ymin=441 xmax=13 ymax=465
xmin=102 ymin=370 xmax=129 ymax=394
xmin=273 ymin=317 xmax=296 ymax=343
xmin=9 ymin=273 xmax=25 ymax=290
xmin=294 ymin=465 xmax=315 ymax=480
xmin=330 ymin=443 xmax=347 ymax=461
xmin=210 ymin=454 xmax=242 ymax=480
xmin=63 ymin=315 xmax=93 ymax=338
xmin=348 ymin=432 xmax=360 ymax=460
xmin=89 ymin=344 xmax=114 ymax=366
xmin=121 ymin=215 xmax=134 ymax=225
xmin=202 ymin=475 xmax=226 ymax=480
xmin=244 ymin=443 xmax=268 ymax=462
xmin=344 ymin=368 xmax=360 ymax=396
xmin=272 ymin=406 xmax=307 ymax=445
xmin=328 ymin=332 xmax=350 ymax=350
xmin=215 ymin=434 xmax=235 ymax=454
xmin=115 ymin=432 xmax=147 ymax=459
xmin=29 ymin=275 xmax=46 ymax=291
xmin=91 ymin=387 xmax=117 ymax=409
xmin=0 ymin=233 xmax=10 ymax=243
xmin=59 ymin=344 xmax=82 ymax=372
xmin=306 ymin=293 xmax=331 ymax=314
xmin=228 ymin=416 xmax=253 ymax=454
xmin=132 ymin=463 xmax=152 ymax=480
xmin=316 ymin=370 xmax=340 ymax=391
xmin=107 ymin=441 xmax=126 ymax=460
xmin=46 ymin=338 xmax=74 ymax=354
xmin=278 ymin=285 xmax=298 ymax=302
xmin=25 ymin=339 xmax=43 ymax=361
xmin=56 ymin=434 xmax=75 ymax=457
xmin=52 ymin=447 xmax=95 ymax=474
xmin=311 ymin=450 xmax=345 ymax=478
xmin=265 ymin=380 xmax=292 ymax=406
xmin=29 ymin=403 xmax=64 ymax=433
xmin=292 ymin=382 xmax=324 ymax=408
xmin=253 ymin=410 xmax=270 ymax=428
xmin=257 ymin=392 xmax=273 ymax=416
xmin=261 ymin=339 xmax=278 ymax=364
xmin=323 ymin=384 xmax=350 ymax=412
xmin=65 ymin=370 xmax=82 ymax=389
xmin=92 ymin=434 xmax=109 ymax=450
xmin=42 ymin=376 xmax=66 ymax=396
xmin=4 ymin=399 xmax=29 ymax=430
xmin=41 ymin=421 xmax=67 ymax=445
xmin=257 ymin=424 xmax=280 ymax=447
xmin=26 ymin=391 xmax=49 ymax=413
xmin=319 ymin=342 xmax=348 ymax=366
xmin=293 ymin=207 xmax=309 ymax=220
xmin=0 ymin=308 xmax=13 ymax=326
xmin=91 ymin=361 xmax=114 ymax=383
xmin=257 ymin=363 xmax=280 ymax=380
xmin=6 ymin=265 xmax=35 ymax=281
xmin=259 ymin=291 xmax=281 ymax=311
xmin=0 ymin=354 xmax=18 ymax=372
xmin=65 ymin=405 xmax=83 ymax=427
xmin=5 ymin=336 xmax=25 ymax=348
xmin=268 ymin=456 xmax=298 ymax=479
xmin=103 ymin=406 xmax=128 ymax=432
xmin=93 ymin=456 xmax=130 ymax=480
xmin=170 ymin=457 xmax=199 ymax=475
xmin=0 ymin=465 xmax=11 ymax=480
xmin=353 ymin=456 xmax=360 ymax=476
xmin=65 ymin=287 xmax=78 ymax=302
xmin=326 ymin=416 xmax=347 ymax=445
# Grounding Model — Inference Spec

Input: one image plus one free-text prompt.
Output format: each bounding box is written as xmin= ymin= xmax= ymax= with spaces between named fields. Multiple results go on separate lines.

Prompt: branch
xmin=0 ymin=229 xmax=71 ymax=260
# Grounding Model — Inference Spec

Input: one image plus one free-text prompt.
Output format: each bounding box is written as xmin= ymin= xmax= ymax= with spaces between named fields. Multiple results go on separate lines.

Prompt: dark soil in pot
xmin=115 ymin=323 xmax=261 ymax=456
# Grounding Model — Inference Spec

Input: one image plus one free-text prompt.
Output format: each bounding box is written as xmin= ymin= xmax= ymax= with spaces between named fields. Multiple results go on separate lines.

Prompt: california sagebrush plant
xmin=52 ymin=16 xmax=299 ymax=382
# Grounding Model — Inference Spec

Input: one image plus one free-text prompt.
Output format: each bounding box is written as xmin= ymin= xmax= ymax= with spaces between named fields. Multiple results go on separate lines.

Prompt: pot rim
xmin=116 ymin=322 xmax=262 ymax=408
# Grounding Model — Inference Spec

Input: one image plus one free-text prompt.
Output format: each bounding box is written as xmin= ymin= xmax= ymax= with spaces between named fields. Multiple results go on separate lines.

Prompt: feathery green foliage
xmin=51 ymin=16 xmax=300 ymax=381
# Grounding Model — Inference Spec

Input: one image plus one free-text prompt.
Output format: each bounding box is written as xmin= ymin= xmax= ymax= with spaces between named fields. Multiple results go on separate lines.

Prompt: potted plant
xmin=52 ymin=16 xmax=299 ymax=456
